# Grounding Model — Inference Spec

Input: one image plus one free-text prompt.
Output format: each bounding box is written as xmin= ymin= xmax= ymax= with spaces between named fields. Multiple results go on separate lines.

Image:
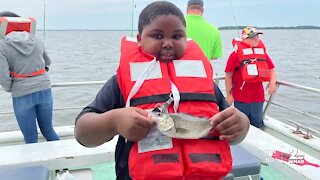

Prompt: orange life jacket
xmin=232 ymin=38 xmax=271 ymax=83
xmin=0 ymin=17 xmax=36 ymax=38
xmin=117 ymin=36 xmax=232 ymax=180
xmin=1 ymin=16 xmax=42 ymax=78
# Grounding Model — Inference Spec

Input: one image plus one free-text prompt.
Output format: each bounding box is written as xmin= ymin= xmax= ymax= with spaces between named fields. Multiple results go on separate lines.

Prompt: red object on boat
xmin=272 ymin=150 xmax=319 ymax=168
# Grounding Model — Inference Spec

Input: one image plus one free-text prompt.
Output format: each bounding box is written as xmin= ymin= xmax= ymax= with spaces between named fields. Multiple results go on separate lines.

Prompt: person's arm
xmin=265 ymin=54 xmax=277 ymax=95
xmin=267 ymin=68 xmax=277 ymax=95
xmin=76 ymin=107 xmax=155 ymax=147
xmin=43 ymin=50 xmax=51 ymax=71
xmin=225 ymin=72 xmax=234 ymax=105
xmin=39 ymin=36 xmax=51 ymax=71
xmin=214 ymin=83 xmax=229 ymax=110
xmin=74 ymin=75 xmax=155 ymax=147
xmin=75 ymin=109 xmax=120 ymax=147
xmin=224 ymin=52 xmax=238 ymax=105
xmin=0 ymin=50 xmax=12 ymax=92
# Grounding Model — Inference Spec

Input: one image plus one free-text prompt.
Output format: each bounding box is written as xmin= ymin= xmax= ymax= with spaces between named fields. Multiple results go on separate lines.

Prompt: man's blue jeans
xmin=12 ymin=88 xmax=60 ymax=143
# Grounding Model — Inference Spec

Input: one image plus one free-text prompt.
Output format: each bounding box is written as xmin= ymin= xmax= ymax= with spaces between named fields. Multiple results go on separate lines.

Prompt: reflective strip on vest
xmin=10 ymin=68 xmax=45 ymax=78
xmin=242 ymin=48 xmax=265 ymax=56
xmin=242 ymin=48 xmax=253 ymax=55
xmin=254 ymin=48 xmax=265 ymax=55
xmin=130 ymin=61 xmax=162 ymax=81
xmin=173 ymin=60 xmax=206 ymax=78
xmin=130 ymin=60 xmax=207 ymax=81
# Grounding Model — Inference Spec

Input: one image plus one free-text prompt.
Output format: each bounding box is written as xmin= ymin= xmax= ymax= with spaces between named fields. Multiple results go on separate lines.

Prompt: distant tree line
xmin=38 ymin=25 xmax=320 ymax=31
xmin=219 ymin=25 xmax=320 ymax=30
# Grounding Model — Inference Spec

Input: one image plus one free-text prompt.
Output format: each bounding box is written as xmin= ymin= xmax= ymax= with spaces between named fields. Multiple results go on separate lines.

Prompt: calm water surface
xmin=1 ymin=30 xmax=319 ymax=132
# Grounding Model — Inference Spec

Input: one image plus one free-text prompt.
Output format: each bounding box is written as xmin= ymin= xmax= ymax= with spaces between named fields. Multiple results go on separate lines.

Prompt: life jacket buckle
xmin=152 ymin=93 xmax=174 ymax=113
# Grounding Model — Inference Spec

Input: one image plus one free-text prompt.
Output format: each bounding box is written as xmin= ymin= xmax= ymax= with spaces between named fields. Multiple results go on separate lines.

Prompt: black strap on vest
xmin=130 ymin=93 xmax=217 ymax=107
xmin=240 ymin=58 xmax=267 ymax=67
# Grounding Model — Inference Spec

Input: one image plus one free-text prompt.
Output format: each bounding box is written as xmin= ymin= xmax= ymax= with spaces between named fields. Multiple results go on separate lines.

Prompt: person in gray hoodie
xmin=0 ymin=11 xmax=60 ymax=143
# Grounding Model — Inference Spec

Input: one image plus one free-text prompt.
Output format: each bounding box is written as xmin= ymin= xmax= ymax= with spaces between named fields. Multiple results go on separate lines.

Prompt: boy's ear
xmin=137 ymin=34 xmax=141 ymax=44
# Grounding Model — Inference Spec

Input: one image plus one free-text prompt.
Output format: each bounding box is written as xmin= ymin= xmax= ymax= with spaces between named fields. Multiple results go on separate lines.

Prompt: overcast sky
xmin=1 ymin=0 xmax=319 ymax=30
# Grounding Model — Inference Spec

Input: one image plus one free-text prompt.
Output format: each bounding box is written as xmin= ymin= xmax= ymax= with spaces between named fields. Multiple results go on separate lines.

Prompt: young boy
xmin=75 ymin=1 xmax=249 ymax=179
xmin=225 ymin=26 xmax=277 ymax=129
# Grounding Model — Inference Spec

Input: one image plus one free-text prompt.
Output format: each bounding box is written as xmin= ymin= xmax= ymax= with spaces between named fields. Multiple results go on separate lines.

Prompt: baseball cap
xmin=187 ymin=0 xmax=204 ymax=7
xmin=241 ymin=26 xmax=263 ymax=39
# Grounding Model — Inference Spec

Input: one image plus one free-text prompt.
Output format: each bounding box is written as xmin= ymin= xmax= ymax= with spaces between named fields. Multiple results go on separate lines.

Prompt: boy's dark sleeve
xmin=214 ymin=83 xmax=230 ymax=111
xmin=75 ymin=75 xmax=125 ymax=124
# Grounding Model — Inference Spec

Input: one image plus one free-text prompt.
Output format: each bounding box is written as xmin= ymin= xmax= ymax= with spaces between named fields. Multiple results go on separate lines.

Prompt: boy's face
xmin=137 ymin=15 xmax=187 ymax=62
xmin=243 ymin=35 xmax=260 ymax=47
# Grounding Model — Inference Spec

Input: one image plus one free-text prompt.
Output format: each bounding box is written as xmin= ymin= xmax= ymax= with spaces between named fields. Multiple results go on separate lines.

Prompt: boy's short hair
xmin=138 ymin=1 xmax=186 ymax=34
xmin=0 ymin=11 xmax=20 ymax=17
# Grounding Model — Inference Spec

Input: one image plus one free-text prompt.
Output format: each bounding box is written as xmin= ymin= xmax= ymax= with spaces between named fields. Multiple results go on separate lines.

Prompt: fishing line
xmin=227 ymin=0 xmax=241 ymax=38
xmin=43 ymin=0 xmax=46 ymax=41
xmin=131 ymin=0 xmax=136 ymax=37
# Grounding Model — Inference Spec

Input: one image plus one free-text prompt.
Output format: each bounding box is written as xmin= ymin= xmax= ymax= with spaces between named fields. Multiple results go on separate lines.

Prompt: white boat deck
xmin=0 ymin=125 xmax=319 ymax=179
xmin=0 ymin=136 xmax=117 ymax=171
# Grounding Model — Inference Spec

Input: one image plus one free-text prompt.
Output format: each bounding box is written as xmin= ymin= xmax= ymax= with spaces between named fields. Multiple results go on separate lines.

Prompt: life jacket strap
xmin=240 ymin=58 xmax=267 ymax=67
xmin=10 ymin=68 xmax=45 ymax=78
xmin=130 ymin=93 xmax=217 ymax=107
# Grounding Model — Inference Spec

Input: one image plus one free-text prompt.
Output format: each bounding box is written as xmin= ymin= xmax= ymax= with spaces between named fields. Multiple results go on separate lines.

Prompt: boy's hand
xmin=115 ymin=107 xmax=155 ymax=141
xmin=209 ymin=106 xmax=249 ymax=143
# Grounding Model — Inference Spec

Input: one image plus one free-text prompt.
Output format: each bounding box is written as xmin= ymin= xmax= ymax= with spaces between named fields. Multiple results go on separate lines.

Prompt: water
xmin=0 ymin=30 xmax=319 ymax=132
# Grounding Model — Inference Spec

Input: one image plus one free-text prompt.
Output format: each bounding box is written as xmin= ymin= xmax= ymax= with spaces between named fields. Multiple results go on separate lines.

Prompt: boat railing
xmin=215 ymin=77 xmax=320 ymax=137
xmin=0 ymin=81 xmax=106 ymax=116
xmin=262 ymin=80 xmax=320 ymax=137
xmin=1 ymin=77 xmax=320 ymax=136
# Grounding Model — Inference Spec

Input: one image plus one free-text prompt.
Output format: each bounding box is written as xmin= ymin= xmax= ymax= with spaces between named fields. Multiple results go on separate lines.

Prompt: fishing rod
xmin=131 ymin=0 xmax=135 ymax=37
xmin=227 ymin=0 xmax=240 ymax=38
xmin=43 ymin=0 xmax=46 ymax=41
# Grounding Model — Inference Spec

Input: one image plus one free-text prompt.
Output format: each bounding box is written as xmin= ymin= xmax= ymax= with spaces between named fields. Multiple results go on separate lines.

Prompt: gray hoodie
xmin=0 ymin=31 xmax=51 ymax=97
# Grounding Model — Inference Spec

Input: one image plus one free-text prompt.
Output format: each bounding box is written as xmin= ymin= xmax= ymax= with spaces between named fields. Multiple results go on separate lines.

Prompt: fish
xmin=149 ymin=111 xmax=213 ymax=139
